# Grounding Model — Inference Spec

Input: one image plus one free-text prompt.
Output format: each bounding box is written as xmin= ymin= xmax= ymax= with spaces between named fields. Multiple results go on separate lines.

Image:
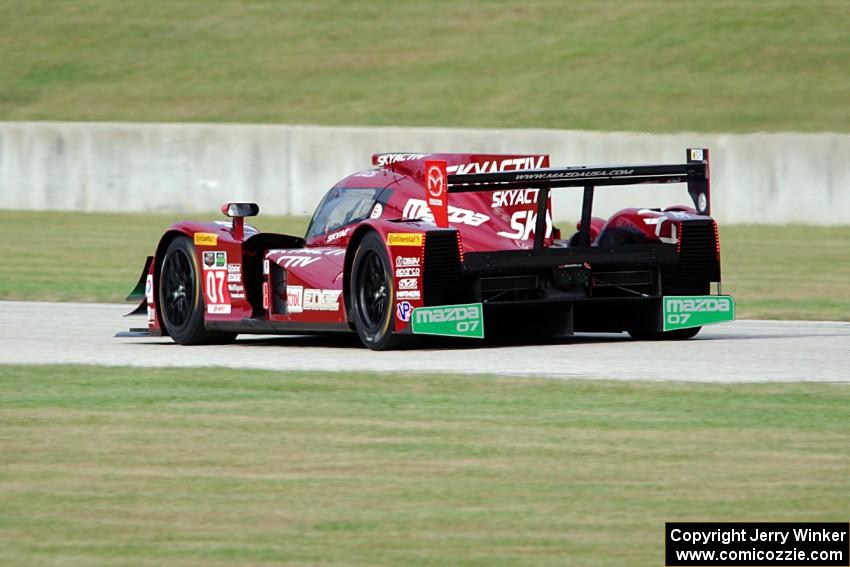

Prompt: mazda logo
xmin=427 ymin=166 xmax=444 ymax=198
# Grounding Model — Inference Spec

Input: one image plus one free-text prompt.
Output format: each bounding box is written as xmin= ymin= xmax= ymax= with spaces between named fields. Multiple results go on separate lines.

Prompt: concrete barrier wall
xmin=1 ymin=122 xmax=848 ymax=224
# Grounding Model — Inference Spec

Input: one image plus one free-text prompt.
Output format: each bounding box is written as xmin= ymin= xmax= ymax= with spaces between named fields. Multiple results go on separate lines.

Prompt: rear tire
xmin=628 ymin=327 xmax=701 ymax=341
xmin=350 ymin=232 xmax=403 ymax=350
xmin=158 ymin=236 xmax=236 ymax=345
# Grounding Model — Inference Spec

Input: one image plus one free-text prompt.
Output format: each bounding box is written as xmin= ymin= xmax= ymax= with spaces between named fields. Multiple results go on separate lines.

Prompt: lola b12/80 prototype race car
xmin=122 ymin=148 xmax=734 ymax=350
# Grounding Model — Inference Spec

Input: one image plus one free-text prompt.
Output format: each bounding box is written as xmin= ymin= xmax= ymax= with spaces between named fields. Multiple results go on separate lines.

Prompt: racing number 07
xmin=206 ymin=271 xmax=225 ymax=304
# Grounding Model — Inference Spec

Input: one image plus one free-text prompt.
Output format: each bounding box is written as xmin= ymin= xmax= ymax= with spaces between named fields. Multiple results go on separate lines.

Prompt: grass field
xmin=1 ymin=1 xmax=847 ymax=132
xmin=3 ymin=210 xmax=849 ymax=320
xmin=1 ymin=365 xmax=848 ymax=566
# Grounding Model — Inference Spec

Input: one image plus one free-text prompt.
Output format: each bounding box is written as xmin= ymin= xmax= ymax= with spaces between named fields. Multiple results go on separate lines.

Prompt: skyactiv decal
xmin=411 ymin=303 xmax=484 ymax=339
xmin=662 ymin=296 xmax=735 ymax=331
xmin=447 ymin=156 xmax=546 ymax=175
xmin=497 ymin=210 xmax=553 ymax=240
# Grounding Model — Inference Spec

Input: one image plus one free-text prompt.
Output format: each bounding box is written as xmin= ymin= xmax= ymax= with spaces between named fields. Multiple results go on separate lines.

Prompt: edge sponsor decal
xmin=663 ymin=295 xmax=735 ymax=331
xmin=194 ymin=232 xmax=218 ymax=246
xmin=396 ymin=301 xmax=413 ymax=322
xmin=303 ymin=289 xmax=342 ymax=312
xmin=411 ymin=303 xmax=484 ymax=339
xmin=387 ymin=232 xmax=423 ymax=247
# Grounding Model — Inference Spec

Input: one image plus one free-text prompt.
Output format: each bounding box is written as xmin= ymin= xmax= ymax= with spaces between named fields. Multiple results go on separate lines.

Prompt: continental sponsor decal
xmin=663 ymin=295 xmax=735 ymax=331
xmin=194 ymin=232 xmax=218 ymax=246
xmin=387 ymin=232 xmax=423 ymax=247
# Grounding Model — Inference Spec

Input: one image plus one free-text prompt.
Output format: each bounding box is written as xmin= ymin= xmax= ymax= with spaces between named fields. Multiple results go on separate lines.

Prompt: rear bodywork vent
xmin=423 ymin=230 xmax=464 ymax=306
xmin=665 ymin=220 xmax=721 ymax=282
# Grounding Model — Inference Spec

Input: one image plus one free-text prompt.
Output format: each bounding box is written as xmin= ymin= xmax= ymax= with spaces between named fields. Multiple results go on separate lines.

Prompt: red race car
xmin=122 ymin=148 xmax=734 ymax=349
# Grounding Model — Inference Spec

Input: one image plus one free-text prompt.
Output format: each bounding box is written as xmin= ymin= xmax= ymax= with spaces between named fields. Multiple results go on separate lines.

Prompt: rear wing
xmin=446 ymin=148 xmax=711 ymax=249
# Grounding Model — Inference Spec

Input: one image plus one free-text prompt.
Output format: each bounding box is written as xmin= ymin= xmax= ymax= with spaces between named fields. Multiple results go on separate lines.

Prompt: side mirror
xmin=222 ymin=202 xmax=259 ymax=218
xmin=221 ymin=202 xmax=259 ymax=240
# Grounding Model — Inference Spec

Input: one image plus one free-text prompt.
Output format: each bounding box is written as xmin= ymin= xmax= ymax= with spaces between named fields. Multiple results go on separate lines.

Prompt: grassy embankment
xmin=3 ymin=211 xmax=849 ymax=320
xmin=1 ymin=365 xmax=848 ymax=566
xmin=1 ymin=1 xmax=847 ymax=132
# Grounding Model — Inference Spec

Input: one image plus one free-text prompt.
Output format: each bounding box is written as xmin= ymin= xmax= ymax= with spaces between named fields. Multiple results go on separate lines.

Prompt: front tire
xmin=350 ymin=232 xmax=403 ymax=350
xmin=158 ymin=236 xmax=236 ymax=345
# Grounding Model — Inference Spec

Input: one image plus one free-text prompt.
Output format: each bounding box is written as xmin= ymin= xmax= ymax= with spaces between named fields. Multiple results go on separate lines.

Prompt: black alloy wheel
xmin=158 ymin=236 xmax=235 ymax=345
xmin=350 ymin=231 xmax=403 ymax=350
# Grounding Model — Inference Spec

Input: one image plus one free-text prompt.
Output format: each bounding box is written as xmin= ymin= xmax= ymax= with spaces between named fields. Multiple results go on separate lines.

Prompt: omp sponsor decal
xmin=395 ymin=267 xmax=420 ymax=278
xmin=194 ymin=232 xmax=218 ymax=246
xmin=411 ymin=303 xmax=484 ymax=339
xmin=204 ymin=269 xmax=230 ymax=313
xmin=375 ymin=153 xmax=427 ymax=167
xmin=398 ymin=278 xmax=418 ymax=290
xmin=663 ymin=295 xmax=735 ymax=331
xmin=326 ymin=228 xmax=349 ymax=242
xmin=286 ymin=286 xmax=303 ymax=313
xmin=202 ymin=251 xmax=227 ymax=270
xmin=387 ymin=233 xmax=423 ymax=247
xmin=145 ymin=274 xmax=154 ymax=303
xmin=491 ymin=188 xmax=539 ymax=208
xmin=447 ymin=156 xmax=545 ymax=175
xmin=303 ymin=289 xmax=342 ymax=311
xmin=395 ymin=256 xmax=420 ymax=267
xmin=396 ymin=301 xmax=413 ymax=322
xmin=403 ymin=199 xmax=489 ymax=227
xmin=397 ymin=290 xmax=421 ymax=300
xmin=497 ymin=210 xmax=553 ymax=240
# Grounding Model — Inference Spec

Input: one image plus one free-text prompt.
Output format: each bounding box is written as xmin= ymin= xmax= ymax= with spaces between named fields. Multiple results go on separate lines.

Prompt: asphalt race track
xmin=2 ymin=301 xmax=848 ymax=383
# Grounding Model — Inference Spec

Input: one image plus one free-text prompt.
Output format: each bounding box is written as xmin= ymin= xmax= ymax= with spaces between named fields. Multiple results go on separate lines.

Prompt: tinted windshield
xmin=306 ymin=187 xmax=381 ymax=239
